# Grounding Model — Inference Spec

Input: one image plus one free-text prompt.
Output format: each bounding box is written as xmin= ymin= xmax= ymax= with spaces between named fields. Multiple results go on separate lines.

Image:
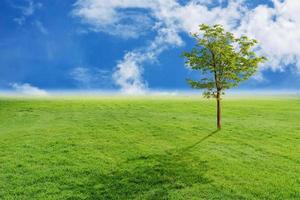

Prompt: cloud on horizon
xmin=10 ymin=83 xmax=48 ymax=96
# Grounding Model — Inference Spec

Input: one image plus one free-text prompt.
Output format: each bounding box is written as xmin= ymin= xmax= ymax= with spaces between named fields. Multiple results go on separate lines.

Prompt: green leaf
xmin=182 ymin=23 xmax=266 ymax=98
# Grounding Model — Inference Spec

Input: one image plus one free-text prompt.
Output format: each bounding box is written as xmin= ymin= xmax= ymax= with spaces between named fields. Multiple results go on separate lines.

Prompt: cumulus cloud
xmin=113 ymin=52 xmax=147 ymax=94
xmin=236 ymin=0 xmax=300 ymax=71
xmin=10 ymin=83 xmax=48 ymax=96
xmin=73 ymin=0 xmax=300 ymax=93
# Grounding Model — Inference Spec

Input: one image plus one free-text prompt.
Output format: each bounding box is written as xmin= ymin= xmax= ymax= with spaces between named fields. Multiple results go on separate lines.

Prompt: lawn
xmin=0 ymin=96 xmax=299 ymax=199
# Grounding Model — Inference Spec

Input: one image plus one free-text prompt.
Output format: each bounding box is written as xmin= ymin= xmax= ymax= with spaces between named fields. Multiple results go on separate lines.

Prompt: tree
xmin=182 ymin=24 xmax=266 ymax=130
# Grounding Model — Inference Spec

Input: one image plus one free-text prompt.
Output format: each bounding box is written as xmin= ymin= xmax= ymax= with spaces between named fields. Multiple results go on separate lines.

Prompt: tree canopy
xmin=183 ymin=24 xmax=266 ymax=98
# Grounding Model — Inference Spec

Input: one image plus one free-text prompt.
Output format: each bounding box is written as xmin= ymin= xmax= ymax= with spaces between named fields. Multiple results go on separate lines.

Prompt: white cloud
xmin=73 ymin=0 xmax=185 ymax=93
xmin=236 ymin=0 xmax=300 ymax=71
xmin=34 ymin=20 xmax=48 ymax=34
xmin=73 ymin=0 xmax=300 ymax=93
xmin=72 ymin=0 xmax=155 ymax=38
xmin=112 ymin=25 xmax=184 ymax=94
xmin=13 ymin=0 xmax=42 ymax=25
xmin=14 ymin=17 xmax=26 ymax=25
xmin=113 ymin=52 xmax=146 ymax=94
xmin=70 ymin=67 xmax=112 ymax=89
xmin=10 ymin=83 xmax=48 ymax=96
xmin=70 ymin=67 xmax=92 ymax=88
xmin=21 ymin=0 xmax=42 ymax=16
xmin=251 ymin=71 xmax=267 ymax=83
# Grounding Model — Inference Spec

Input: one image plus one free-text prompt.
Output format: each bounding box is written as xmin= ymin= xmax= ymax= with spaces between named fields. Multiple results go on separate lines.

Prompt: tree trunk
xmin=216 ymin=91 xmax=221 ymax=130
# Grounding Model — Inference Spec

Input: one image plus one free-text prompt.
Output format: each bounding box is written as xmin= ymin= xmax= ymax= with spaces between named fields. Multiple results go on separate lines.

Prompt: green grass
xmin=0 ymin=96 xmax=299 ymax=199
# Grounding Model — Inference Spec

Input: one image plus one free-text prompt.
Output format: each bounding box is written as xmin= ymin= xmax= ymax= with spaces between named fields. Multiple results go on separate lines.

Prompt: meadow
xmin=0 ymin=96 xmax=299 ymax=199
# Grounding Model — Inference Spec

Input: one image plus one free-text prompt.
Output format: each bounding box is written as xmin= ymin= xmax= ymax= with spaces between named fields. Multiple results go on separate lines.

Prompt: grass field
xmin=0 ymin=96 xmax=299 ymax=199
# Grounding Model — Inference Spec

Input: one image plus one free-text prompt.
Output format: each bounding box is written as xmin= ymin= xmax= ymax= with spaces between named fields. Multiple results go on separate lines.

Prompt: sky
xmin=0 ymin=0 xmax=300 ymax=95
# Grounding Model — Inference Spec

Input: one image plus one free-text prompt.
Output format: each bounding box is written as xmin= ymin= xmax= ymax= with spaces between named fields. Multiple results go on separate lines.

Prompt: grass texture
xmin=0 ymin=96 xmax=299 ymax=199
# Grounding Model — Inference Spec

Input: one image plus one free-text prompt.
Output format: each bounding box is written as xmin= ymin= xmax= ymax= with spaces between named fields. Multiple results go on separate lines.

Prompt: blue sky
xmin=0 ymin=0 xmax=299 ymax=94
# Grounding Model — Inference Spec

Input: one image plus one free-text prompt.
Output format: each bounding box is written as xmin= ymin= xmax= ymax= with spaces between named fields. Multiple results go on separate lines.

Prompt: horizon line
xmin=0 ymin=89 xmax=299 ymax=97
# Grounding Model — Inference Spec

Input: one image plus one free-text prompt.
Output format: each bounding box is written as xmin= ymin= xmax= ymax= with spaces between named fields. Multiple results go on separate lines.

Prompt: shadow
xmin=180 ymin=129 xmax=220 ymax=153
xmin=82 ymin=130 xmax=219 ymax=199
xmin=84 ymin=152 xmax=210 ymax=199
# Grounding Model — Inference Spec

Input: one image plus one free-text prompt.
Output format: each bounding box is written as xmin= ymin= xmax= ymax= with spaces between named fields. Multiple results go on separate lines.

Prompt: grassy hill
xmin=0 ymin=96 xmax=299 ymax=199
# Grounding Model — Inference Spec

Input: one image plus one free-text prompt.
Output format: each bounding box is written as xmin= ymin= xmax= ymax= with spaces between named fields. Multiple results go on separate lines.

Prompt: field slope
xmin=0 ymin=97 xmax=299 ymax=199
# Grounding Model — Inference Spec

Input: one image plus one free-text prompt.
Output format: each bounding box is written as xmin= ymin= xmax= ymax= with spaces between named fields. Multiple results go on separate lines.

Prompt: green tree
xmin=182 ymin=24 xmax=266 ymax=130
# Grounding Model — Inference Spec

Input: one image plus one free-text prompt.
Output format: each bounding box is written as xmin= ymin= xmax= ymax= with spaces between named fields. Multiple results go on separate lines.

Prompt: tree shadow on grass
xmin=180 ymin=129 xmax=220 ymax=153
xmin=84 ymin=130 xmax=219 ymax=199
